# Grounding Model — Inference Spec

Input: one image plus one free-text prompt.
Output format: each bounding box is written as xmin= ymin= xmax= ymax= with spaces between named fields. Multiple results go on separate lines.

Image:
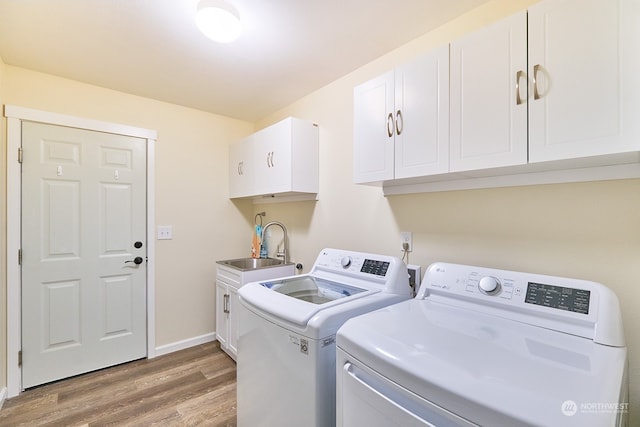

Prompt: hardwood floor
xmin=0 ymin=341 xmax=237 ymax=426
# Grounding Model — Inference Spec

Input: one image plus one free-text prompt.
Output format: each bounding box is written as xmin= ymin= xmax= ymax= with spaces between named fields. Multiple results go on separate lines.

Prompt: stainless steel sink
xmin=217 ymin=257 xmax=292 ymax=271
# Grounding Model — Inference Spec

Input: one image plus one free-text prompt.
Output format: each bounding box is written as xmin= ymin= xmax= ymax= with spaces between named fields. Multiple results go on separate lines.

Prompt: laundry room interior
xmin=0 ymin=0 xmax=638 ymax=425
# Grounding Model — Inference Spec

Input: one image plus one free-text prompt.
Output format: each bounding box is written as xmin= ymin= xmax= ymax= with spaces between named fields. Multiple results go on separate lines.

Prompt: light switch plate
xmin=157 ymin=225 xmax=173 ymax=240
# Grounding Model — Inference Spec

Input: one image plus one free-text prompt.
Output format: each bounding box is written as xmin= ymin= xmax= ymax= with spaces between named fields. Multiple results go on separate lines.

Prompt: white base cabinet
xmin=215 ymin=262 xmax=295 ymax=360
xmin=215 ymin=280 xmax=239 ymax=358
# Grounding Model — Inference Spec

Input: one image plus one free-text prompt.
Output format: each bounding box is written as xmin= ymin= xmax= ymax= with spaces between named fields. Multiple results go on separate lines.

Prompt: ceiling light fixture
xmin=195 ymin=0 xmax=242 ymax=43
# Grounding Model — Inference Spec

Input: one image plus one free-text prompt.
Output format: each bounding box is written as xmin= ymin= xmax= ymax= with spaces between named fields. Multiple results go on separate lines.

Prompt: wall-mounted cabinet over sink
xmin=229 ymin=117 xmax=319 ymax=202
xmin=354 ymin=0 xmax=640 ymax=195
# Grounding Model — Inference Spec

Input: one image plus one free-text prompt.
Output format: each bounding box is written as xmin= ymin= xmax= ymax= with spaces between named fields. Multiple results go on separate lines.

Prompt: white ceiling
xmin=0 ymin=0 xmax=489 ymax=122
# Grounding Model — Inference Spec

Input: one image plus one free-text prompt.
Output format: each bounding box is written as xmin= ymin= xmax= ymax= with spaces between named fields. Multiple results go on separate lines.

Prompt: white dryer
xmin=237 ymin=248 xmax=411 ymax=427
xmin=336 ymin=262 xmax=628 ymax=427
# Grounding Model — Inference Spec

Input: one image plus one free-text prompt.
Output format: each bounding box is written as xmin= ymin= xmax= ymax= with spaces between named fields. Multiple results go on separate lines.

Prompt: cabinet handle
xmin=515 ymin=70 xmax=526 ymax=105
xmin=533 ymin=64 xmax=541 ymax=100
xmin=238 ymin=161 xmax=243 ymax=176
xmin=387 ymin=113 xmax=394 ymax=138
xmin=223 ymin=294 xmax=229 ymax=313
xmin=395 ymin=110 xmax=403 ymax=136
xmin=266 ymin=151 xmax=275 ymax=168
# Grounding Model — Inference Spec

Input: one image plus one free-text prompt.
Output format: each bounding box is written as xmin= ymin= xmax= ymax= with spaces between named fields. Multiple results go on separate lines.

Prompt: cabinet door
xmin=254 ymin=119 xmax=293 ymax=195
xmin=227 ymin=285 xmax=240 ymax=358
xmin=528 ymin=0 xmax=640 ymax=162
xmin=395 ymin=45 xmax=450 ymax=179
xmin=450 ymin=11 xmax=528 ymax=172
xmin=215 ymin=281 xmax=228 ymax=348
xmin=353 ymin=71 xmax=395 ymax=183
xmin=229 ymin=136 xmax=254 ymax=198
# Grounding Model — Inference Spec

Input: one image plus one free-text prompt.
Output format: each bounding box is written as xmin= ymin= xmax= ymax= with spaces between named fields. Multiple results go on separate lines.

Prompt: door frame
xmin=4 ymin=105 xmax=157 ymax=397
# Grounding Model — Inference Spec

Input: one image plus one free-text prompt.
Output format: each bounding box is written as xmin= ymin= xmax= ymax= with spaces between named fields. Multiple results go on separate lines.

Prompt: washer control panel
xmin=416 ymin=262 xmax=625 ymax=347
xmin=310 ymin=248 xmax=410 ymax=296
xmin=422 ymin=263 xmax=594 ymax=308
xmin=416 ymin=262 xmax=625 ymax=346
xmin=315 ymin=250 xmax=390 ymax=277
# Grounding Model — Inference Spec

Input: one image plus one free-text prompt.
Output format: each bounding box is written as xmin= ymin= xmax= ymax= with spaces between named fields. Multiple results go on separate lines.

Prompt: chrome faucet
xmin=261 ymin=221 xmax=289 ymax=263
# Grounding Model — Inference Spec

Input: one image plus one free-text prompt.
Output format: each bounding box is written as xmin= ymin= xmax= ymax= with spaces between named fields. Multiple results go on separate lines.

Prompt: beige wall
xmin=255 ymin=0 xmax=640 ymax=422
xmin=1 ymin=65 xmax=256 ymax=356
xmin=1 ymin=0 xmax=638 ymax=422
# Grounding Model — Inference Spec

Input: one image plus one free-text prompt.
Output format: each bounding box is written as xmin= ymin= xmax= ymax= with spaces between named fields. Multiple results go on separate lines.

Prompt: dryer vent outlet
xmin=407 ymin=264 xmax=421 ymax=296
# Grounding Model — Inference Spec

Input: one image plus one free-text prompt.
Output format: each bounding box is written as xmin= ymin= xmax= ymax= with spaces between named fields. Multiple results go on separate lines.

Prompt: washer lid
xmin=337 ymin=299 xmax=628 ymax=427
xmin=262 ymin=276 xmax=367 ymax=304
xmin=239 ymin=275 xmax=376 ymax=326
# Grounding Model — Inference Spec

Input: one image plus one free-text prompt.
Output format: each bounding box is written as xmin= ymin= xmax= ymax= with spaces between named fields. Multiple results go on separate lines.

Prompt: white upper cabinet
xmin=450 ymin=0 xmax=640 ymax=173
xmin=354 ymin=46 xmax=450 ymax=183
xmin=450 ymin=11 xmax=528 ymax=173
xmin=395 ymin=46 xmax=450 ymax=179
xmin=528 ymin=0 xmax=640 ymax=163
xmin=229 ymin=117 xmax=319 ymax=201
xmin=355 ymin=0 xmax=640 ymax=194
xmin=253 ymin=118 xmax=295 ymax=195
xmin=229 ymin=134 xmax=255 ymax=198
xmin=353 ymin=70 xmax=394 ymax=183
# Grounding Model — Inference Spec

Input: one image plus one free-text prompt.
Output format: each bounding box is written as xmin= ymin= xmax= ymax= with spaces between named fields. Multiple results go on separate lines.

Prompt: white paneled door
xmin=21 ymin=121 xmax=147 ymax=388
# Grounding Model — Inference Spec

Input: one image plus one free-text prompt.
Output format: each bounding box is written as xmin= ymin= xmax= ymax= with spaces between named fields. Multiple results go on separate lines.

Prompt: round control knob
xmin=340 ymin=256 xmax=352 ymax=268
xmin=478 ymin=276 xmax=500 ymax=294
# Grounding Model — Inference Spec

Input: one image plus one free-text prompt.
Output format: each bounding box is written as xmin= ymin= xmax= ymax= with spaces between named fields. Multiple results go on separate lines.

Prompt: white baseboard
xmin=153 ymin=333 xmax=217 ymax=357
xmin=0 ymin=386 xmax=7 ymax=410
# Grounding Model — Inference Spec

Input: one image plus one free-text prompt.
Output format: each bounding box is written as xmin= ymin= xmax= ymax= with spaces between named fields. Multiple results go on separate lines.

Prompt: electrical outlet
xmin=400 ymin=231 xmax=412 ymax=252
xmin=407 ymin=264 xmax=421 ymax=297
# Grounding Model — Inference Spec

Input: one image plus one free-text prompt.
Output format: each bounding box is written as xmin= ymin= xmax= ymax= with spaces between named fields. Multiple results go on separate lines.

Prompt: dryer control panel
xmin=419 ymin=262 xmax=625 ymax=347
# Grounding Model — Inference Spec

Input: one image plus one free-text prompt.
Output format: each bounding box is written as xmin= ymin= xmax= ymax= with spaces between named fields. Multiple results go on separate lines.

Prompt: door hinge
xmin=18 ymin=249 xmax=22 ymax=265
xmin=18 ymin=147 xmax=23 ymax=164
xmin=18 ymin=350 xmax=22 ymax=367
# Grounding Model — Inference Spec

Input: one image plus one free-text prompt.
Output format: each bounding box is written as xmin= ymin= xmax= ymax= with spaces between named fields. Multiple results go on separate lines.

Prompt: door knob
xmin=125 ymin=256 xmax=144 ymax=265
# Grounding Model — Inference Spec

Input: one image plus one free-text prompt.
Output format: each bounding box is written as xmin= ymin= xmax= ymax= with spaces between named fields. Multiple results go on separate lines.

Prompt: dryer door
xmin=339 ymin=360 xmax=477 ymax=427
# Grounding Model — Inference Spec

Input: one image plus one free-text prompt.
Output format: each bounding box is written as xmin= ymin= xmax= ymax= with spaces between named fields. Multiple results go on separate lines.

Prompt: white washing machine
xmin=237 ymin=248 xmax=411 ymax=427
xmin=336 ymin=262 xmax=628 ymax=427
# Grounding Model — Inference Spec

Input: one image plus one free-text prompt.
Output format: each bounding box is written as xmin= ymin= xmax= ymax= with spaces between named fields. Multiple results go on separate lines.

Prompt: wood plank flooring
xmin=0 ymin=341 xmax=237 ymax=426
